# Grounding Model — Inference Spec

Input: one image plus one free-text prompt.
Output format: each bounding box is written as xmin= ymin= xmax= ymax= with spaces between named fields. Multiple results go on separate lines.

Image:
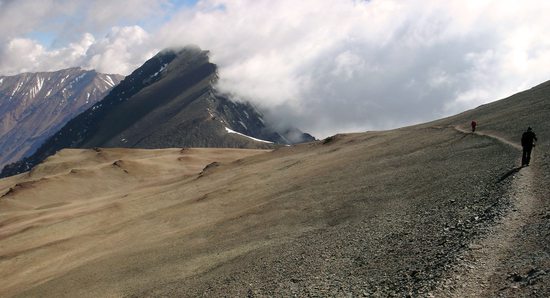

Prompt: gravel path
xmin=454 ymin=125 xmax=522 ymax=150
xmin=435 ymin=128 xmax=543 ymax=296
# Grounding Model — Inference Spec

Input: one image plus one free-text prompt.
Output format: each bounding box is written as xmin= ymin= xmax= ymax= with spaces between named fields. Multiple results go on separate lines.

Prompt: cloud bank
xmin=0 ymin=0 xmax=167 ymax=75
xmin=1 ymin=0 xmax=550 ymax=137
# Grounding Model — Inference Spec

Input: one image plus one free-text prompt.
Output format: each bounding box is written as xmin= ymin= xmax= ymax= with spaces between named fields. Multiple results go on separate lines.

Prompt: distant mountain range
xmin=1 ymin=46 xmax=314 ymax=177
xmin=0 ymin=68 xmax=123 ymax=168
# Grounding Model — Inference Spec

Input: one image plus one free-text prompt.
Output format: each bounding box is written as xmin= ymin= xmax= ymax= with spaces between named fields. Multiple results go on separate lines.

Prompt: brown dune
xmin=0 ymin=82 xmax=549 ymax=297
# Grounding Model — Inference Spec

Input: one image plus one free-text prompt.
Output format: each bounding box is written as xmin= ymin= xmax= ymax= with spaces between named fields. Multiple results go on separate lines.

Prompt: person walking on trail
xmin=471 ymin=120 xmax=477 ymax=132
xmin=521 ymin=127 xmax=537 ymax=166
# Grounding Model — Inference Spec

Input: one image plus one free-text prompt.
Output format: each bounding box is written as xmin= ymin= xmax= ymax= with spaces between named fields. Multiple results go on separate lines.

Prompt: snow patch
xmin=0 ymin=78 xmax=3 ymax=85
xmin=102 ymin=75 xmax=115 ymax=87
xmin=46 ymin=89 xmax=52 ymax=97
xmin=225 ymin=127 xmax=273 ymax=144
xmin=60 ymin=75 xmax=69 ymax=84
xmin=106 ymin=75 xmax=115 ymax=86
xmin=150 ymin=64 xmax=167 ymax=79
xmin=238 ymin=121 xmax=248 ymax=130
xmin=74 ymin=73 xmax=86 ymax=82
xmin=36 ymin=76 xmax=44 ymax=91
xmin=30 ymin=76 xmax=44 ymax=98
xmin=243 ymin=110 xmax=250 ymax=118
xmin=12 ymin=80 xmax=24 ymax=96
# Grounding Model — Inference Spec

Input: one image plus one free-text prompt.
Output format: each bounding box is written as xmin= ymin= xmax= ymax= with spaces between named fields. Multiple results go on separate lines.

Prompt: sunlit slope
xmin=0 ymin=148 xmax=269 ymax=296
xmin=431 ymin=79 xmax=550 ymax=147
xmin=0 ymin=80 xmax=549 ymax=297
xmin=0 ymin=127 xmax=516 ymax=297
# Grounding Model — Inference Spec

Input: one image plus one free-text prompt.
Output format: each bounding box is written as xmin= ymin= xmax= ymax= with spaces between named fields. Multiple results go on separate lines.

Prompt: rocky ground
xmin=135 ymin=126 xmax=524 ymax=297
xmin=1 ymin=83 xmax=549 ymax=297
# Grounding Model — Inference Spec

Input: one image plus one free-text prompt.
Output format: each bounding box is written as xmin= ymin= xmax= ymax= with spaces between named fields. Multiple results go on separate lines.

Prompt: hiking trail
xmin=432 ymin=126 xmax=539 ymax=296
xmin=453 ymin=125 xmax=521 ymax=150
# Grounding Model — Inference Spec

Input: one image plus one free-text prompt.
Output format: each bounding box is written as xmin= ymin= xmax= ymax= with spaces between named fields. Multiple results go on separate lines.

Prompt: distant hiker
xmin=521 ymin=127 xmax=537 ymax=166
xmin=471 ymin=120 xmax=477 ymax=132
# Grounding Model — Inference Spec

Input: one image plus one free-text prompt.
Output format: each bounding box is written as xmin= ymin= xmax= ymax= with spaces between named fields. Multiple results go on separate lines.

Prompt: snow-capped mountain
xmin=1 ymin=46 xmax=314 ymax=177
xmin=0 ymin=68 xmax=123 ymax=168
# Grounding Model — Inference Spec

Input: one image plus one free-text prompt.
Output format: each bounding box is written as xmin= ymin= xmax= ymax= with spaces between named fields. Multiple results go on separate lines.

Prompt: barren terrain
xmin=0 ymin=81 xmax=549 ymax=297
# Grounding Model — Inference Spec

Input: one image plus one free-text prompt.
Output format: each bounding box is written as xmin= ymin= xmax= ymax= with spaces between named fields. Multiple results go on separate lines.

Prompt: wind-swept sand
xmin=1 ymin=81 xmax=549 ymax=297
xmin=0 ymin=148 xmax=270 ymax=296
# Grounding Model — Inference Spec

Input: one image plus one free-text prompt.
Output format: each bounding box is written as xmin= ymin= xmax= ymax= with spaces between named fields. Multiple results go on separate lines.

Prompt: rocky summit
xmin=2 ymin=46 xmax=314 ymax=176
xmin=0 ymin=68 xmax=123 ymax=168
xmin=0 ymin=46 xmax=314 ymax=177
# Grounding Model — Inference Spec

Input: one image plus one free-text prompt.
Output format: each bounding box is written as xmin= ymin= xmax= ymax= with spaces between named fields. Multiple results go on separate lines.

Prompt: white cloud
xmin=80 ymin=0 xmax=171 ymax=29
xmin=0 ymin=0 xmax=167 ymax=75
xmin=1 ymin=38 xmax=46 ymax=74
xmin=153 ymin=0 xmax=550 ymax=137
xmin=0 ymin=0 xmax=168 ymax=46
xmin=84 ymin=26 xmax=156 ymax=75
xmin=331 ymin=51 xmax=366 ymax=81
xmin=0 ymin=26 xmax=154 ymax=75
xmin=0 ymin=0 xmax=73 ymax=40
xmin=1 ymin=0 xmax=550 ymax=138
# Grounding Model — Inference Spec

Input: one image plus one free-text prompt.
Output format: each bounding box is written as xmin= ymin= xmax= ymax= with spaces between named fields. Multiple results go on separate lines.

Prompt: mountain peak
xmin=0 ymin=68 xmax=123 ymax=168
xmin=0 ymin=46 xmax=314 ymax=177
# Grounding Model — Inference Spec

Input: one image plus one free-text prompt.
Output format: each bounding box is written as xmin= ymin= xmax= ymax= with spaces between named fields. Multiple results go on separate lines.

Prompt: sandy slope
xmin=0 ymin=82 xmax=549 ymax=297
xmin=0 ymin=126 xmax=519 ymax=297
xmin=0 ymin=148 xmax=269 ymax=297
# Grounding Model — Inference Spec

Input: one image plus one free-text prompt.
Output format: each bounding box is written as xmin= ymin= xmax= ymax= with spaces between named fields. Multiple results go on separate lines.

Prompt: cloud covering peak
xmin=1 ymin=0 xmax=550 ymax=137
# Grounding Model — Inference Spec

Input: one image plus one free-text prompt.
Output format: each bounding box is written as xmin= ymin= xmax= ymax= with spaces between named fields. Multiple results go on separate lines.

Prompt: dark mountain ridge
xmin=1 ymin=46 xmax=314 ymax=177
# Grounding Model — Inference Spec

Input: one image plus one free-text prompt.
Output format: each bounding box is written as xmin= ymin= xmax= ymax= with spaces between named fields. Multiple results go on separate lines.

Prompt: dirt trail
xmin=434 ymin=126 xmax=538 ymax=296
xmin=453 ymin=125 xmax=522 ymax=150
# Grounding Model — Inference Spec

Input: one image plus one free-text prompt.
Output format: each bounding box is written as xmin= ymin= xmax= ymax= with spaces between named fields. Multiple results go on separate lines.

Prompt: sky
xmin=1 ymin=0 xmax=549 ymax=138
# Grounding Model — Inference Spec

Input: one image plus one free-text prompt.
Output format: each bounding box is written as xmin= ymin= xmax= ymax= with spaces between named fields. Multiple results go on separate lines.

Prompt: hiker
xmin=471 ymin=120 xmax=477 ymax=132
xmin=521 ymin=127 xmax=537 ymax=166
